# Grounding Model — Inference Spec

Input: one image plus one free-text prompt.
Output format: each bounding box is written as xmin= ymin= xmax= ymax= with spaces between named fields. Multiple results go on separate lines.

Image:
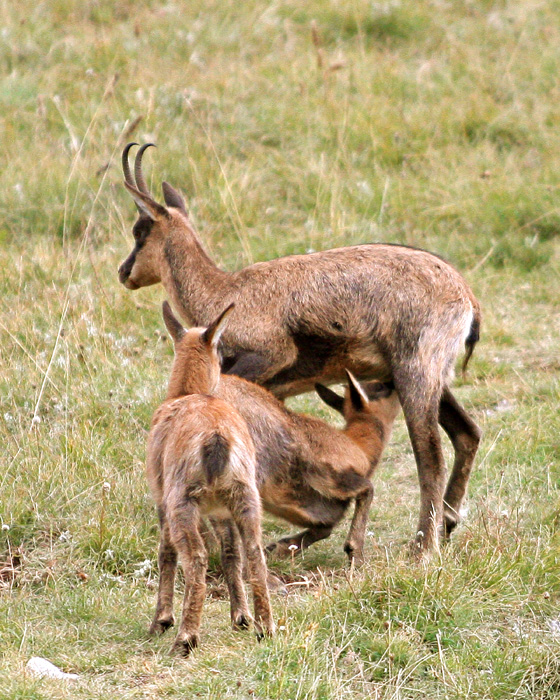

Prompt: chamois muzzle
xmin=118 ymin=255 xmax=138 ymax=288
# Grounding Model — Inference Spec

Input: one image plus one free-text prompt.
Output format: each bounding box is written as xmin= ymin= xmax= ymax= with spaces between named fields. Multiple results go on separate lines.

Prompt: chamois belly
xmin=266 ymin=337 xmax=390 ymax=399
xmin=261 ymin=492 xmax=350 ymax=529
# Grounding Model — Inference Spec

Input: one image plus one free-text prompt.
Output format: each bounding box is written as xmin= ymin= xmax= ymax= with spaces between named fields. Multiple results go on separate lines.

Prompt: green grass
xmin=1 ymin=0 xmax=560 ymax=697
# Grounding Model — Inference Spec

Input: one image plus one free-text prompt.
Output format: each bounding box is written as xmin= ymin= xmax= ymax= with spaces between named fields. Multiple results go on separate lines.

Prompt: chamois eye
xmin=132 ymin=219 xmax=151 ymax=242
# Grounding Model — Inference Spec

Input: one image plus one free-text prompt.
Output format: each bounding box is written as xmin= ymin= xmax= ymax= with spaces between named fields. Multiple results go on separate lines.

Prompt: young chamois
xmin=146 ymin=304 xmax=274 ymax=656
xmin=162 ymin=303 xmax=400 ymax=565
xmin=261 ymin=375 xmax=401 ymax=564
xmin=120 ymin=143 xmax=481 ymax=553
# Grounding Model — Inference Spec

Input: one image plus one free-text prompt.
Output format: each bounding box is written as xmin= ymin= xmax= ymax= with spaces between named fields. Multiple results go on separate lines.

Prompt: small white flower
xmin=133 ymin=559 xmax=152 ymax=578
xmin=356 ymin=180 xmax=373 ymax=196
xmin=548 ymin=617 xmax=560 ymax=637
xmin=102 ymin=482 xmax=111 ymax=493
xmin=13 ymin=183 xmax=24 ymax=201
xmin=2 ymin=524 xmax=10 ymax=531
xmin=288 ymin=544 xmax=298 ymax=551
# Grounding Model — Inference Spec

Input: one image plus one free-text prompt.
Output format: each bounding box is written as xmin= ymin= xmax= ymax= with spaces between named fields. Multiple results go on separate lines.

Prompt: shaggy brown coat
xmin=120 ymin=144 xmax=481 ymax=552
xmin=146 ymin=305 xmax=274 ymax=656
xmin=162 ymin=303 xmax=400 ymax=565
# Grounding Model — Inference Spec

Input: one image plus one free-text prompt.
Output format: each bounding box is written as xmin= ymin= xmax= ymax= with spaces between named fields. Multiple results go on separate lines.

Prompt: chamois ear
xmin=124 ymin=181 xmax=170 ymax=221
xmin=162 ymin=181 xmax=187 ymax=212
xmin=345 ymin=370 xmax=369 ymax=411
xmin=162 ymin=301 xmax=185 ymax=343
xmin=315 ymin=383 xmax=345 ymax=414
xmin=202 ymin=303 xmax=235 ymax=348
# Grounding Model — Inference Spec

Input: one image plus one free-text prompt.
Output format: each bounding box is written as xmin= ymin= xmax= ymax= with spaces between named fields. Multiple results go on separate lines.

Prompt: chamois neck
xmin=344 ymin=416 xmax=388 ymax=468
xmin=165 ymin=364 xmax=214 ymax=400
xmin=160 ymin=223 xmax=232 ymax=327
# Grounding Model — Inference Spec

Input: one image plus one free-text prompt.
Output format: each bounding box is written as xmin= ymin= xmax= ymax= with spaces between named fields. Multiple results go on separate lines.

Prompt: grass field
xmin=1 ymin=0 xmax=560 ymax=697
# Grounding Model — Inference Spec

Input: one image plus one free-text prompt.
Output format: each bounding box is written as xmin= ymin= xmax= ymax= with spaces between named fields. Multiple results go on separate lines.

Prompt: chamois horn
xmin=122 ymin=142 xmax=138 ymax=187
xmin=134 ymin=143 xmax=156 ymax=197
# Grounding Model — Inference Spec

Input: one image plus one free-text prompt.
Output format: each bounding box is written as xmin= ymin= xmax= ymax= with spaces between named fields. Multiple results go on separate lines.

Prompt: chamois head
xmin=162 ymin=301 xmax=234 ymax=399
xmin=118 ymin=143 xmax=189 ymax=290
xmin=316 ymin=372 xmax=400 ymax=425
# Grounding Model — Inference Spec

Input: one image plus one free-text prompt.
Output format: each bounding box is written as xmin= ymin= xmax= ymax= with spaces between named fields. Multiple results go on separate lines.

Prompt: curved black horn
xmin=122 ymin=142 xmax=138 ymax=186
xmin=134 ymin=143 xmax=156 ymax=196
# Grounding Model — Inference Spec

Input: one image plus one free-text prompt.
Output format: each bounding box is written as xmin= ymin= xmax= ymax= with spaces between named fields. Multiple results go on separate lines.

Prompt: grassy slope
xmin=1 ymin=0 xmax=559 ymax=697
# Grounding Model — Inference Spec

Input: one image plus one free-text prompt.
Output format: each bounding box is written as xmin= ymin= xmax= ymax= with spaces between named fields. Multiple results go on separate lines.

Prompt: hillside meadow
xmin=1 ymin=0 xmax=559 ymax=698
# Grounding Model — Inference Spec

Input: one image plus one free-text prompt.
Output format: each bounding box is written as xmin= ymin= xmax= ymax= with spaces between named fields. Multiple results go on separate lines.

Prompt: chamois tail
xmin=462 ymin=306 xmax=481 ymax=375
xmin=201 ymin=433 xmax=230 ymax=484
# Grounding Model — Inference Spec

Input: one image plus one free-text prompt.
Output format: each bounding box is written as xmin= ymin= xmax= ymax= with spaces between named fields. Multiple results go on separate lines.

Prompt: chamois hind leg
xmin=439 ymin=387 xmax=481 ymax=538
xmin=230 ymin=490 xmax=275 ymax=639
xmin=394 ymin=369 xmax=447 ymax=555
xmin=344 ymin=482 xmax=374 ymax=566
xmin=149 ymin=507 xmax=178 ymax=636
xmin=167 ymin=501 xmax=208 ymax=657
xmin=211 ymin=518 xmax=251 ymax=631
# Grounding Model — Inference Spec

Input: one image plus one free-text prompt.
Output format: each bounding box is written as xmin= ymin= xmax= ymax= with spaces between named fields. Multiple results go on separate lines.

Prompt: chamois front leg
xmin=223 ymin=352 xmax=274 ymax=383
xmin=267 ymin=526 xmax=334 ymax=558
xmin=343 ymin=482 xmax=374 ymax=566
xmin=149 ymin=509 xmax=178 ymax=636
xmin=223 ymin=340 xmax=298 ymax=390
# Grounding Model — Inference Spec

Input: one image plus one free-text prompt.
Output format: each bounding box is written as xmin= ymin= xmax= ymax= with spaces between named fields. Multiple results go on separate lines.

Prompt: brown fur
xmin=120 ymin=145 xmax=482 ymax=552
xmin=146 ymin=304 xmax=274 ymax=655
xmin=162 ymin=305 xmax=400 ymax=565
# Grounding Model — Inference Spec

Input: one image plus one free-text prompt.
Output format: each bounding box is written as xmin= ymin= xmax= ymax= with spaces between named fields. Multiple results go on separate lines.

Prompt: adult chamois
xmin=147 ymin=305 xmax=274 ymax=655
xmin=119 ymin=143 xmax=481 ymax=553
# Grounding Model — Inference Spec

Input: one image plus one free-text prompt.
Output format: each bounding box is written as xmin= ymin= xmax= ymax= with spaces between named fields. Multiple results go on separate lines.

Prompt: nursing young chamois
xmin=146 ymin=304 xmax=274 ymax=656
xmin=119 ymin=143 xmax=481 ymax=553
xmin=162 ymin=302 xmax=400 ymax=565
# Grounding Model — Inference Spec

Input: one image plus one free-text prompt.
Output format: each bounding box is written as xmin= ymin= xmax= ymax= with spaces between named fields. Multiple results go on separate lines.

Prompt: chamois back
xmin=146 ymin=302 xmax=274 ymax=656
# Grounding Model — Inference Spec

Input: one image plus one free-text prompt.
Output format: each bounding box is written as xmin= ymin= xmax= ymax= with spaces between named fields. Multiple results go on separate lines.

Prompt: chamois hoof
xmin=149 ymin=616 xmax=175 ymax=636
xmin=267 ymin=541 xmax=299 ymax=560
xmin=232 ymin=612 xmax=251 ymax=631
xmin=254 ymin=621 xmax=275 ymax=640
xmin=343 ymin=542 xmax=364 ymax=567
xmin=407 ymin=535 xmax=434 ymax=562
xmin=171 ymin=634 xmax=199 ymax=657
xmin=443 ymin=513 xmax=459 ymax=539
xmin=267 ymin=572 xmax=288 ymax=596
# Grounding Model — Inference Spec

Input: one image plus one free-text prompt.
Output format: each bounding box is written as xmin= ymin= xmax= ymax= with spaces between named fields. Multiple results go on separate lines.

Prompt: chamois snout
xmin=362 ymin=381 xmax=401 ymax=423
xmin=315 ymin=376 xmax=399 ymax=420
xmin=118 ymin=255 xmax=137 ymax=288
xmin=362 ymin=380 xmax=395 ymax=400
